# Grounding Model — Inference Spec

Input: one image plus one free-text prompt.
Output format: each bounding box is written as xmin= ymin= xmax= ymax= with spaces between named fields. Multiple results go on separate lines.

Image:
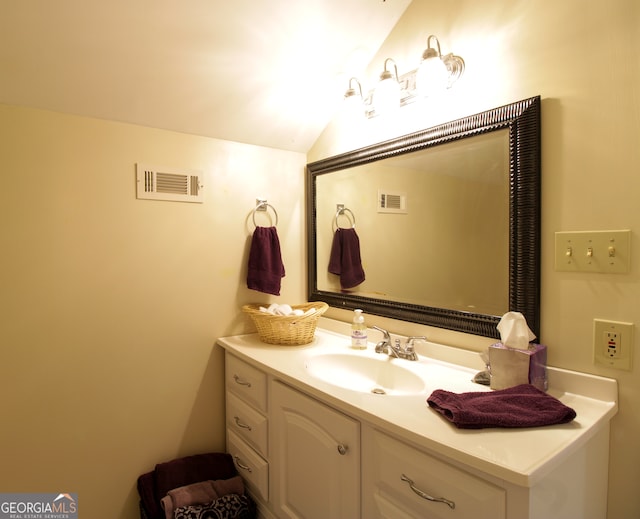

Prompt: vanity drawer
xmin=226 ymin=354 xmax=268 ymax=412
xmin=227 ymin=429 xmax=269 ymax=503
xmin=227 ymin=391 xmax=268 ymax=457
xmin=363 ymin=427 xmax=506 ymax=519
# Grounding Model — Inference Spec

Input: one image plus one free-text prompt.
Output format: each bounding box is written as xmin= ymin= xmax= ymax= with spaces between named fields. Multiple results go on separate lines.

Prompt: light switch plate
xmin=555 ymin=230 xmax=631 ymax=273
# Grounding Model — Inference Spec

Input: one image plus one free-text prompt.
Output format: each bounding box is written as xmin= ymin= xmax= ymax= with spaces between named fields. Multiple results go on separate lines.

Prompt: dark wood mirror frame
xmin=306 ymin=96 xmax=541 ymax=340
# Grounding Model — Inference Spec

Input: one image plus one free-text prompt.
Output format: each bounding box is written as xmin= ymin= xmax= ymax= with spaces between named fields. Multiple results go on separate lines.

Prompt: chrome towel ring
xmin=333 ymin=205 xmax=356 ymax=231
xmin=252 ymin=199 xmax=279 ymax=227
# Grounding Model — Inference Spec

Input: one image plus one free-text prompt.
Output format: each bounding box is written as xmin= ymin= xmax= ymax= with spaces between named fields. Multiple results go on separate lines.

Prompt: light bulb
xmin=415 ymin=56 xmax=449 ymax=97
xmin=373 ymin=59 xmax=400 ymax=116
xmin=343 ymin=77 xmax=365 ymax=119
xmin=343 ymin=92 xmax=365 ymax=118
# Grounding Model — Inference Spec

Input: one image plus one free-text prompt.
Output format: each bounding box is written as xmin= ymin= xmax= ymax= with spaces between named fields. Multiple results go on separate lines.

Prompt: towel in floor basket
xmin=137 ymin=452 xmax=256 ymax=519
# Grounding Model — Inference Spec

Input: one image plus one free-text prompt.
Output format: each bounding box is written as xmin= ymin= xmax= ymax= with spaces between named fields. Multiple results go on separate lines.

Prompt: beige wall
xmin=310 ymin=0 xmax=640 ymax=517
xmin=0 ymin=105 xmax=306 ymax=518
xmin=1 ymin=0 xmax=638 ymax=517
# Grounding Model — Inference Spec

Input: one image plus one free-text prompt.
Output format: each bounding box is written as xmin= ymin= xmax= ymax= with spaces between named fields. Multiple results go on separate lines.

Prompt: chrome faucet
xmin=372 ymin=325 xmax=397 ymax=357
xmin=372 ymin=326 xmax=425 ymax=361
xmin=401 ymin=336 xmax=427 ymax=361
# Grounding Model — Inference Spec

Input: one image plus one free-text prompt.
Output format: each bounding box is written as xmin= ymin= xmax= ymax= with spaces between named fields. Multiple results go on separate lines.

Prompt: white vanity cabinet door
xmin=271 ymin=380 xmax=360 ymax=519
xmin=362 ymin=426 xmax=506 ymax=519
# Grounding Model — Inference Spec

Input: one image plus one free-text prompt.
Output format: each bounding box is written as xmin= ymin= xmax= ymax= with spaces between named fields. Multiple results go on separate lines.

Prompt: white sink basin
xmin=305 ymin=351 xmax=427 ymax=395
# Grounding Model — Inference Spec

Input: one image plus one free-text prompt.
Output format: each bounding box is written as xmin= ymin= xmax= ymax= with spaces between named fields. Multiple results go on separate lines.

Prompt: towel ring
xmin=252 ymin=200 xmax=279 ymax=227
xmin=333 ymin=207 xmax=356 ymax=231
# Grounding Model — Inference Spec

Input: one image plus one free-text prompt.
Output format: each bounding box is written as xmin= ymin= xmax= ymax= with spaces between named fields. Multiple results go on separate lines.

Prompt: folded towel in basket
xmin=174 ymin=493 xmax=252 ymax=519
xmin=161 ymin=476 xmax=245 ymax=519
xmin=152 ymin=453 xmax=237 ymax=502
xmin=427 ymin=384 xmax=576 ymax=429
xmin=137 ymin=452 xmax=237 ymax=519
xmin=161 ymin=480 xmax=217 ymax=519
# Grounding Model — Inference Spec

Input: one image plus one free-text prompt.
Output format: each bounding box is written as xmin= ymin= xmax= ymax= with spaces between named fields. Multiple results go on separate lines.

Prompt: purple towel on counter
xmin=247 ymin=226 xmax=285 ymax=296
xmin=328 ymin=227 xmax=365 ymax=289
xmin=427 ymin=384 xmax=576 ymax=429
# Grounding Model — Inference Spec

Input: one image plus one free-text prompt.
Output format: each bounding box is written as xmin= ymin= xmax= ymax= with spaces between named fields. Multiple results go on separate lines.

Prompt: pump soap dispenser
xmin=351 ymin=309 xmax=367 ymax=349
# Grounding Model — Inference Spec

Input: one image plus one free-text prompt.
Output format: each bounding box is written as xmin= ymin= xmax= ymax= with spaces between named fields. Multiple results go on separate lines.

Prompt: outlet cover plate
xmin=593 ymin=319 xmax=634 ymax=370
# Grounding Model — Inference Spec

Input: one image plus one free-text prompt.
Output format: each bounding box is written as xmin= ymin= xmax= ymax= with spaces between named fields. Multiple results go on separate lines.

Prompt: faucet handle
xmin=372 ymin=325 xmax=392 ymax=354
xmin=405 ymin=336 xmax=427 ymax=351
xmin=372 ymin=325 xmax=391 ymax=342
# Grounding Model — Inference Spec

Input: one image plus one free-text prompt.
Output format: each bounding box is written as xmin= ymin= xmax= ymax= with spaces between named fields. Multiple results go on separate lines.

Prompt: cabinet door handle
xmin=234 ymin=416 xmax=252 ymax=431
xmin=233 ymin=455 xmax=253 ymax=473
xmin=401 ymin=474 xmax=455 ymax=510
xmin=233 ymin=374 xmax=252 ymax=387
xmin=337 ymin=444 xmax=348 ymax=455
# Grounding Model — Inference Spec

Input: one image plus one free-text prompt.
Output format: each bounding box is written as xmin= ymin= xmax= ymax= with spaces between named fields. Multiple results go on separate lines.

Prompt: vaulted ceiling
xmin=0 ymin=0 xmax=411 ymax=152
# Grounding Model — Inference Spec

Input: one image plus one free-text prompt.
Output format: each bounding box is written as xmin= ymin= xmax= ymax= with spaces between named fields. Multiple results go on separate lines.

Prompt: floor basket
xmin=242 ymin=302 xmax=329 ymax=345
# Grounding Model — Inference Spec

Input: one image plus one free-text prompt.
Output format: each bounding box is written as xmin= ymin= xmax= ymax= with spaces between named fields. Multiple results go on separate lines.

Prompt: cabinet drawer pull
xmin=401 ymin=474 xmax=455 ymax=510
xmin=233 ymin=374 xmax=252 ymax=387
xmin=233 ymin=456 xmax=253 ymax=473
xmin=337 ymin=444 xmax=348 ymax=455
xmin=233 ymin=416 xmax=252 ymax=431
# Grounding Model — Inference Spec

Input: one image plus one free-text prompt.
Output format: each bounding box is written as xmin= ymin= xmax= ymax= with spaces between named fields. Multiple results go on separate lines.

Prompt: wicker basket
xmin=242 ymin=302 xmax=329 ymax=345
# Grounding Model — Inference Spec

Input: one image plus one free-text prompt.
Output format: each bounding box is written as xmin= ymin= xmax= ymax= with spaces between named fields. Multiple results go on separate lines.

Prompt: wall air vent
xmin=136 ymin=163 xmax=204 ymax=203
xmin=377 ymin=190 xmax=407 ymax=214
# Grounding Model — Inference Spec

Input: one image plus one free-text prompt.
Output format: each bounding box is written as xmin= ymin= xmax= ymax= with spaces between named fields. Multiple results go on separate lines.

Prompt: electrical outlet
xmin=604 ymin=331 xmax=620 ymax=358
xmin=593 ymin=319 xmax=634 ymax=370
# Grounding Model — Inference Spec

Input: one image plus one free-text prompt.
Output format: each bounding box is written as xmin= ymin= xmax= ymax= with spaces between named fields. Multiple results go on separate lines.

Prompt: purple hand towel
xmin=153 ymin=453 xmax=236 ymax=500
xmin=247 ymin=226 xmax=286 ymax=296
xmin=427 ymin=384 xmax=576 ymax=429
xmin=161 ymin=480 xmax=219 ymax=519
xmin=138 ymin=453 xmax=237 ymax=519
xmin=328 ymin=228 xmax=365 ymax=289
xmin=160 ymin=476 xmax=245 ymax=519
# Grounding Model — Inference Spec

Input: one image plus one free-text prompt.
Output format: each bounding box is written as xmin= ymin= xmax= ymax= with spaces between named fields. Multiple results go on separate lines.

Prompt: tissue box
xmin=489 ymin=343 xmax=548 ymax=391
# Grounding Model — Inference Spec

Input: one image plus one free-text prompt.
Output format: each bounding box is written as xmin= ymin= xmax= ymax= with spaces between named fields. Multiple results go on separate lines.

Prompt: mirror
xmin=306 ymin=96 xmax=540 ymax=340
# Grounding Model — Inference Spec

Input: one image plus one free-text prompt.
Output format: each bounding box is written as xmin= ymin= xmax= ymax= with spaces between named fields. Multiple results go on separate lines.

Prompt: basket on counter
xmin=242 ymin=302 xmax=329 ymax=345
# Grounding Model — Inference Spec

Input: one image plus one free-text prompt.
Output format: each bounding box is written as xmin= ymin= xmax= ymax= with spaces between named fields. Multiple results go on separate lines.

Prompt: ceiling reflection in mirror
xmin=307 ymin=96 xmax=541 ymax=339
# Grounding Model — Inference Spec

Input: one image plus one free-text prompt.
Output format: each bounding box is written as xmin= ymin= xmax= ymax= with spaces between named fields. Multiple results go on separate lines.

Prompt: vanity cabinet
xmin=219 ymin=328 xmax=616 ymax=519
xmin=226 ymin=351 xmax=504 ymax=519
xmin=271 ymin=380 xmax=360 ymax=519
xmin=225 ymin=353 xmax=360 ymax=519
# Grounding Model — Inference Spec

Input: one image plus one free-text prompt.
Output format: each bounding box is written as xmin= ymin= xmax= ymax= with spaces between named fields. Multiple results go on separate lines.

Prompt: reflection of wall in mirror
xmin=316 ymin=131 xmax=510 ymax=316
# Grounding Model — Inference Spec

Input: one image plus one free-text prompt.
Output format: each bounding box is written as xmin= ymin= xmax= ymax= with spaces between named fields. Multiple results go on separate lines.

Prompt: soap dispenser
xmin=351 ymin=309 xmax=367 ymax=349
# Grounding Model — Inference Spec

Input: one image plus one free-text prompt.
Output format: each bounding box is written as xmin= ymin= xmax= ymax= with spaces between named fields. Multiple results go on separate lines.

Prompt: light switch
xmin=555 ymin=230 xmax=631 ymax=273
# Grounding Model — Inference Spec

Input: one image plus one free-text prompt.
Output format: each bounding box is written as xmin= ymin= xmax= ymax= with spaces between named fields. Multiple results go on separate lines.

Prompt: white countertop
xmin=217 ymin=318 xmax=618 ymax=487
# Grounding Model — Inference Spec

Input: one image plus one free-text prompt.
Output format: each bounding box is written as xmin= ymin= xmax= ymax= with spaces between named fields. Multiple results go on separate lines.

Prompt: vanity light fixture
xmin=344 ymin=35 xmax=465 ymax=118
xmin=343 ymin=77 xmax=365 ymax=116
xmin=373 ymin=58 xmax=401 ymax=116
xmin=415 ymin=35 xmax=465 ymax=96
